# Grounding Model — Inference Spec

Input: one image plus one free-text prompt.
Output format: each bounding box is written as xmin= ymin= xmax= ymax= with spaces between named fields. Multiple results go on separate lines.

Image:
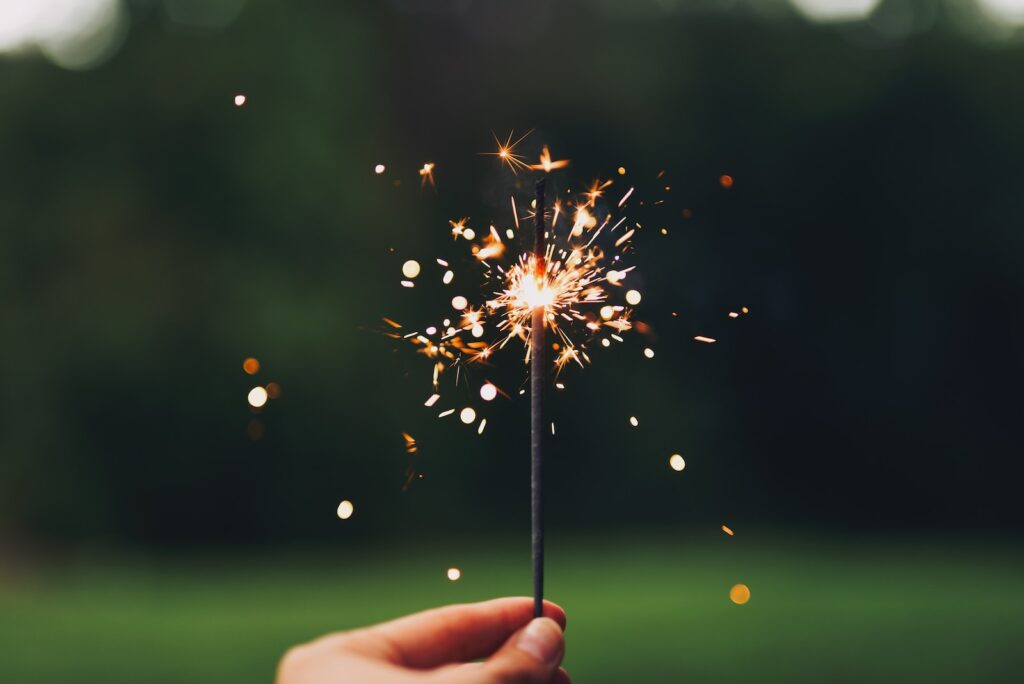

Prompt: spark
xmin=403 ymin=432 xmax=418 ymax=454
xmin=722 ymin=524 xmax=734 ymax=536
xmin=618 ymin=186 xmax=634 ymax=208
xmin=484 ymin=129 xmax=532 ymax=174
xmin=529 ymin=145 xmax=570 ymax=172
xmin=617 ymin=166 xmax=626 ymax=175
xmin=242 ymin=357 xmax=260 ymax=374
xmin=720 ymin=174 xmax=734 ymax=188
xmin=390 ymin=139 xmax=648 ymax=446
xmin=629 ymin=416 xmax=639 ymax=427
xmin=614 ymin=229 xmax=635 ymax=249
xmin=233 ymin=94 xmax=246 ymax=107
xmin=336 ymin=500 xmax=354 ymax=520
xmin=374 ymin=164 xmax=386 ymax=174
xmin=447 ymin=567 xmax=462 ymax=581
xmin=729 ymin=312 xmax=739 ymax=318
xmin=420 ymin=162 xmax=436 ymax=188
xmin=450 ymin=218 xmax=470 ymax=239
xmin=643 ymin=348 xmax=655 ymax=359
xmin=694 ymin=336 xmax=716 ymax=344
xmin=478 ymin=419 xmax=487 ymax=434
xmin=669 ymin=454 xmax=685 ymax=471
xmin=742 ymin=306 xmax=749 ymax=314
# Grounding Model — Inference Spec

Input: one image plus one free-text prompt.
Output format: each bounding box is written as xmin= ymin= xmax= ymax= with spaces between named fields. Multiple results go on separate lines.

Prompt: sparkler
xmin=531 ymin=178 xmax=546 ymax=618
xmin=385 ymin=132 xmax=648 ymax=615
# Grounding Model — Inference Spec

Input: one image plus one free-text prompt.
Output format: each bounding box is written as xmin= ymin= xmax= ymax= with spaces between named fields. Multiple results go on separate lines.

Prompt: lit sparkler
xmin=386 ymin=133 xmax=645 ymax=618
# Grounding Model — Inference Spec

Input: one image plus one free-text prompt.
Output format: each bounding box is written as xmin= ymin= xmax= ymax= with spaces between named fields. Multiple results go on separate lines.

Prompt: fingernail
xmin=516 ymin=618 xmax=562 ymax=665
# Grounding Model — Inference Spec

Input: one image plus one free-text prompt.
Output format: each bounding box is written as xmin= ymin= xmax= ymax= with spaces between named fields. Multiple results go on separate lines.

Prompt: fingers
xmin=351 ymin=597 xmax=566 ymax=668
xmin=428 ymin=617 xmax=566 ymax=684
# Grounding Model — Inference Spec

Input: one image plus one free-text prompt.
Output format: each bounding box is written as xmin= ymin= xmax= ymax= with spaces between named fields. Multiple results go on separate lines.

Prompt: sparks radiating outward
xmin=388 ymin=133 xmax=640 ymax=399
xmin=483 ymin=129 xmax=533 ymax=174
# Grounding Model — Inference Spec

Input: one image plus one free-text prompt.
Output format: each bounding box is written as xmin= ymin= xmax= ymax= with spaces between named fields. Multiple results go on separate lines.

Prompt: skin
xmin=277 ymin=597 xmax=570 ymax=684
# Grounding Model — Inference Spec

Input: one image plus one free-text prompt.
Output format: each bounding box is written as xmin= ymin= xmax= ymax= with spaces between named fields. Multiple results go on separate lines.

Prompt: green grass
xmin=1 ymin=535 xmax=1022 ymax=683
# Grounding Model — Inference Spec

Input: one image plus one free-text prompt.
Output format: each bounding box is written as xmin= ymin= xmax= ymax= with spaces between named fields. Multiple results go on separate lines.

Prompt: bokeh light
xmin=446 ymin=567 xmax=461 ymax=581
xmin=0 ymin=0 xmax=128 ymax=70
xmin=247 ymin=386 xmax=268 ymax=408
xmin=789 ymin=0 xmax=881 ymax=23
xmin=480 ymin=383 xmax=497 ymax=401
xmin=669 ymin=454 xmax=685 ymax=471
xmin=336 ymin=500 xmax=354 ymax=520
xmin=978 ymin=0 xmax=1024 ymax=24
xmin=401 ymin=260 xmax=421 ymax=278
xmin=233 ymin=94 xmax=246 ymax=107
xmin=625 ymin=290 xmax=642 ymax=306
xmin=242 ymin=357 xmax=260 ymax=374
xmin=460 ymin=407 xmax=476 ymax=424
xmin=729 ymin=584 xmax=751 ymax=605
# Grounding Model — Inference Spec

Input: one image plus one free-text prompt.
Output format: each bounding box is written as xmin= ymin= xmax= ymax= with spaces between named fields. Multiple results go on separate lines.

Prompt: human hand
xmin=277 ymin=597 xmax=569 ymax=684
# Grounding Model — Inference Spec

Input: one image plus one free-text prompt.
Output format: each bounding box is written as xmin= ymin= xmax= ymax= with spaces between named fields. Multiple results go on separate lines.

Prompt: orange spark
xmin=529 ymin=145 xmax=570 ymax=172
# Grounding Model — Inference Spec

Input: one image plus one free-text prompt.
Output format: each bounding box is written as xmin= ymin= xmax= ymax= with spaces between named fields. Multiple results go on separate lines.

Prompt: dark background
xmin=3 ymin=0 xmax=1021 ymax=549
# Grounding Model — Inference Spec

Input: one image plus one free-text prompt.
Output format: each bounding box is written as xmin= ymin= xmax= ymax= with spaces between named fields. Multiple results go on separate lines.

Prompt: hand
xmin=277 ymin=597 xmax=569 ymax=684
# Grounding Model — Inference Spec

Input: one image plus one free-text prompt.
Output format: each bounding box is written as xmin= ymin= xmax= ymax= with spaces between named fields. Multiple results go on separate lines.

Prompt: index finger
xmin=350 ymin=597 xmax=566 ymax=668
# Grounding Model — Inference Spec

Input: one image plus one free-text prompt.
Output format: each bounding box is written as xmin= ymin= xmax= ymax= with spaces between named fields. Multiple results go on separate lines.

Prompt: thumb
xmin=440 ymin=617 xmax=565 ymax=684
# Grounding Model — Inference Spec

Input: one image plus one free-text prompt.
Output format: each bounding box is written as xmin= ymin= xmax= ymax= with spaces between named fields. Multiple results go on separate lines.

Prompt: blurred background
xmin=2 ymin=0 xmax=1023 ymax=682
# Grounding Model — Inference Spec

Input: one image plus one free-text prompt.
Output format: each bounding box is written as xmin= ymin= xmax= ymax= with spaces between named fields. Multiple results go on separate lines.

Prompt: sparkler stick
xmin=531 ymin=178 xmax=546 ymax=618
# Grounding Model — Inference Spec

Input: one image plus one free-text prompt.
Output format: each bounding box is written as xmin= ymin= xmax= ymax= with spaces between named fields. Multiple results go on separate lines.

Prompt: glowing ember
xmin=374 ymin=164 xmax=386 ymax=174
xmin=242 ymin=357 xmax=260 ymax=374
xmin=669 ymin=454 xmax=685 ymax=471
xmin=694 ymin=336 xmax=716 ymax=344
xmin=643 ymin=348 xmax=655 ymax=359
xmin=447 ymin=567 xmax=462 ymax=581
xmin=420 ymin=162 xmax=436 ymax=188
xmin=729 ymin=583 xmax=750 ymax=605
xmin=233 ymin=94 xmax=246 ymax=107
xmin=629 ymin=416 xmax=639 ymax=427
xmin=424 ymin=393 xmax=440 ymax=407
xmin=336 ymin=500 xmax=354 ymax=520
xmin=722 ymin=524 xmax=734 ymax=536
xmin=720 ymin=174 xmax=734 ymax=189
